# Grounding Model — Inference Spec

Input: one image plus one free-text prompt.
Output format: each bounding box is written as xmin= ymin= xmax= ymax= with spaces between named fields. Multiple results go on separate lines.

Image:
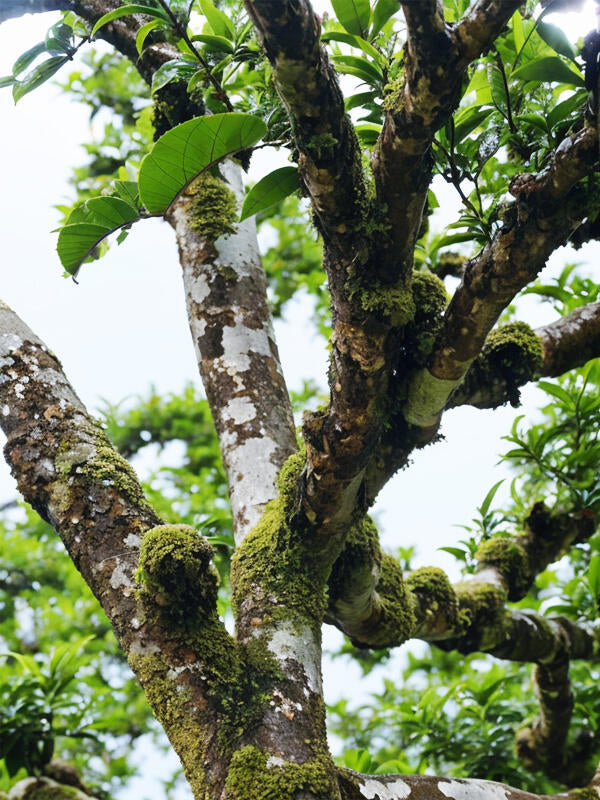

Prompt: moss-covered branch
xmin=402 ymin=126 xmax=598 ymax=430
xmin=454 ymin=0 xmax=525 ymax=62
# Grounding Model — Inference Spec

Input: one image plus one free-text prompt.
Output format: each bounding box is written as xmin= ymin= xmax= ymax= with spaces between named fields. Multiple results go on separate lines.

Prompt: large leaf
xmin=150 ymin=59 xmax=198 ymax=94
xmin=12 ymin=42 xmax=46 ymax=77
xmin=331 ymin=54 xmax=383 ymax=87
xmin=331 ymin=0 xmax=371 ymax=38
xmin=138 ymin=113 xmax=266 ymax=214
xmin=57 ymin=197 xmax=140 ymax=275
xmin=321 ymin=32 xmax=386 ymax=67
xmin=91 ymin=3 xmax=170 ymax=38
xmin=240 ymin=167 xmax=300 ymax=222
xmin=512 ymin=56 xmax=584 ymax=87
xmin=371 ymin=0 xmax=398 ymax=38
xmin=198 ymin=0 xmax=235 ymax=39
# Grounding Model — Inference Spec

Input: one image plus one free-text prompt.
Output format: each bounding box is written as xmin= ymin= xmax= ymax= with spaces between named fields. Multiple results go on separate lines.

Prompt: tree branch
xmin=402 ymin=126 xmax=598 ymax=429
xmin=454 ymin=0 xmax=525 ymax=63
xmin=0 ymin=301 xmax=239 ymax=797
xmin=243 ymin=0 xmax=368 ymax=259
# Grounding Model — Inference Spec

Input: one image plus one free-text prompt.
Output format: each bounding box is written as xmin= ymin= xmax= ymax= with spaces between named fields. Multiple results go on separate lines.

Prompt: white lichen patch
xmin=359 ymin=777 xmax=411 ymax=800
xmin=189 ymin=273 xmax=211 ymax=304
xmin=225 ymin=435 xmax=279 ymax=542
xmin=220 ymin=314 xmax=274 ymax=373
xmin=110 ymin=561 xmax=135 ymax=592
xmin=266 ymin=620 xmax=322 ymax=694
xmin=125 ymin=533 xmax=142 ymax=548
xmin=266 ymin=756 xmax=286 ymax=769
xmin=222 ymin=396 xmax=257 ymax=425
xmin=438 ymin=779 xmax=510 ymax=800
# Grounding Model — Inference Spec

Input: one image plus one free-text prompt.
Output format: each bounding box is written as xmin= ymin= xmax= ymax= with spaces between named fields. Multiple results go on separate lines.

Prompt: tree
xmin=1 ymin=0 xmax=600 ymax=798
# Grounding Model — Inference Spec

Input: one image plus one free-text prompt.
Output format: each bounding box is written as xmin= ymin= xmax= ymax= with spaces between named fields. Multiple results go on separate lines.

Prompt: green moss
xmin=481 ymin=322 xmax=543 ymax=406
xmin=454 ymin=582 xmax=507 ymax=651
xmin=376 ymin=553 xmax=415 ymax=643
xmin=406 ymin=566 xmax=459 ymax=630
xmin=224 ymin=746 xmax=335 ymax=800
xmin=405 ymin=271 xmax=449 ymax=365
xmin=19 ymin=781 xmax=83 ymax=800
xmin=358 ymin=282 xmax=415 ymax=326
xmin=231 ymin=447 xmax=330 ymax=626
xmin=475 ymin=536 xmax=531 ymax=601
xmin=306 ymin=132 xmax=338 ymax=159
xmin=383 ymin=75 xmax=404 ymax=111
xmin=187 ymin=173 xmax=238 ymax=241
xmin=136 ymin=524 xmax=218 ymax=614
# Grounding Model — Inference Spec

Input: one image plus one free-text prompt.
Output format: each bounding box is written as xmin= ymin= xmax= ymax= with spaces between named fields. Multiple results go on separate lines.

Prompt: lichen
xmin=475 ymin=535 xmax=531 ymax=601
xmin=187 ymin=173 xmax=238 ymax=241
xmin=224 ymin=745 xmax=335 ymax=800
xmin=82 ymin=433 xmax=148 ymax=505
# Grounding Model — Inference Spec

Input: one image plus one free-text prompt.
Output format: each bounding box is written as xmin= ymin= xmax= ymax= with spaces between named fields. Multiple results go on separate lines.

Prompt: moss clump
xmin=359 ymin=282 xmax=415 ymax=326
xmin=187 ymin=173 xmax=238 ymax=241
xmin=475 ymin=535 xmax=531 ymax=601
xmin=328 ymin=516 xmax=381 ymax=601
xmin=406 ymin=566 xmax=459 ymax=631
xmin=137 ymin=524 xmax=218 ymax=615
xmin=15 ymin=780 xmax=85 ymax=800
xmin=151 ymin=82 xmax=205 ymax=140
xmin=480 ymin=322 xmax=542 ymax=406
xmin=383 ymin=75 xmax=404 ymax=111
xmin=224 ymin=746 xmax=335 ymax=800
xmin=231 ymin=447 xmax=330 ymax=626
xmin=454 ymin=582 xmax=507 ymax=652
xmin=306 ymin=132 xmax=338 ymax=159
xmin=375 ymin=553 xmax=416 ymax=645
xmin=405 ymin=271 xmax=449 ymax=365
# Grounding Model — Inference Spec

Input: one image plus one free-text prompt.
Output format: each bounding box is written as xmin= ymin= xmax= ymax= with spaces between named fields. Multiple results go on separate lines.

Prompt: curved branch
xmin=402 ymin=126 xmax=598 ymax=429
xmin=454 ymin=0 xmax=525 ymax=63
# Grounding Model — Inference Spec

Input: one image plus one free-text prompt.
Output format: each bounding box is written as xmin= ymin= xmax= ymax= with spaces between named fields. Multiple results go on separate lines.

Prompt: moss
xmin=224 ymin=746 xmax=335 ymax=800
xmin=480 ymin=322 xmax=543 ymax=406
xmin=306 ymin=132 xmax=338 ymax=159
xmin=136 ymin=524 xmax=218 ymax=615
xmin=151 ymin=82 xmax=205 ymax=140
xmin=383 ymin=75 xmax=404 ymax=111
xmin=454 ymin=582 xmax=507 ymax=652
xmin=187 ymin=173 xmax=238 ymax=241
xmin=406 ymin=566 xmax=459 ymax=630
xmin=358 ymin=282 xmax=415 ymax=326
xmin=475 ymin=535 xmax=531 ymax=601
xmin=405 ymin=271 xmax=449 ymax=365
xmin=231 ymin=447 xmax=330 ymax=626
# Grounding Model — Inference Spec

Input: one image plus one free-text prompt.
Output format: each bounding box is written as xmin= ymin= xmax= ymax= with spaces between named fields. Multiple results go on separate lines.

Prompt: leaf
xmin=138 ymin=113 xmax=266 ymax=214
xmin=331 ymin=54 xmax=383 ymax=87
xmin=355 ymin=123 xmax=381 ymax=146
xmin=240 ymin=167 xmax=300 ymax=222
xmin=12 ymin=42 xmax=46 ymax=77
xmin=91 ymin=4 xmax=170 ymax=38
xmin=478 ymin=480 xmax=504 ymax=517
xmin=453 ymin=107 xmax=494 ymax=142
xmin=151 ymin=59 xmax=198 ymax=93
xmin=113 ymin=180 xmax=140 ymax=206
xmin=0 ymin=75 xmax=15 ymax=88
xmin=512 ymin=57 xmax=584 ymax=87
xmin=344 ymin=90 xmax=378 ymax=111
xmin=199 ymin=0 xmax=235 ymax=39
xmin=45 ymin=22 xmax=74 ymax=55
xmin=12 ymin=56 xmax=70 ymax=103
xmin=371 ymin=0 xmax=398 ymax=38
xmin=331 ymin=0 xmax=371 ymax=38
xmin=438 ymin=546 xmax=468 ymax=562
xmin=321 ymin=32 xmax=385 ymax=66
xmin=136 ymin=19 xmax=163 ymax=54
xmin=588 ymin=554 xmax=600 ymax=598
xmin=57 ymin=197 xmax=140 ymax=275
xmin=536 ymin=20 xmax=576 ymax=61
xmin=191 ymin=34 xmax=235 ymax=53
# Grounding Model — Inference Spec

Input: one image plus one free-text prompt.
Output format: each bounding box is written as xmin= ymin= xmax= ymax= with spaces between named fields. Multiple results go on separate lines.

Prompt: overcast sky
xmin=0 ymin=3 xmax=599 ymax=787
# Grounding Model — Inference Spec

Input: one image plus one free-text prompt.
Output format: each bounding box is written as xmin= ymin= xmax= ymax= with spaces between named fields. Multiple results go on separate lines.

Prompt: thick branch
xmin=449 ymin=304 xmax=600 ymax=409
xmin=403 ymin=126 xmax=598 ymax=428
xmin=0 ymin=0 xmax=69 ymax=21
xmin=454 ymin=0 xmax=524 ymax=63
xmin=0 ymin=302 xmax=239 ymax=798
xmin=243 ymin=0 xmax=368 ymax=258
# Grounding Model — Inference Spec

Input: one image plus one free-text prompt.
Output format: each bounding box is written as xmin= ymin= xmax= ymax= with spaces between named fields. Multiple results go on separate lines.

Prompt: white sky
xmin=0 ymin=2 xmax=599 ymax=790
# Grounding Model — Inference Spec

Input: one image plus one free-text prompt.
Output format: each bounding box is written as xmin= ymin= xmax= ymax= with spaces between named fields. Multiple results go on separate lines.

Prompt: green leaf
xmin=511 ymin=57 xmax=584 ymax=87
xmin=136 ymin=19 xmax=164 ymax=54
xmin=91 ymin=4 xmax=170 ymax=38
xmin=12 ymin=56 xmax=70 ymax=103
xmin=536 ymin=20 xmax=576 ymax=61
xmin=438 ymin=546 xmax=467 ymax=562
xmin=331 ymin=54 xmax=383 ymax=87
xmin=478 ymin=480 xmax=504 ymax=517
xmin=57 ymin=197 xmax=140 ymax=275
xmin=198 ymin=0 xmax=235 ymax=39
xmin=371 ymin=0 xmax=398 ymax=38
xmin=0 ymin=75 xmax=15 ymax=88
xmin=151 ymin=59 xmax=198 ymax=93
xmin=113 ymin=180 xmax=140 ymax=206
xmin=344 ymin=90 xmax=378 ymax=111
xmin=138 ymin=113 xmax=266 ymax=214
xmin=12 ymin=42 xmax=46 ymax=77
xmin=511 ymin=10 xmax=525 ymax=53
xmin=321 ymin=32 xmax=386 ymax=66
xmin=331 ymin=0 xmax=371 ymax=38
xmin=191 ymin=34 xmax=235 ymax=53
xmin=587 ymin=554 xmax=600 ymax=598
xmin=45 ymin=22 xmax=74 ymax=54
xmin=354 ymin=123 xmax=381 ymax=146
xmin=453 ymin=107 xmax=494 ymax=142
xmin=240 ymin=167 xmax=300 ymax=222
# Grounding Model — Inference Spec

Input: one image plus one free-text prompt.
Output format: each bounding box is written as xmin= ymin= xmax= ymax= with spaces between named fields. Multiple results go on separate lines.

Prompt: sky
xmin=0 ymin=1 xmax=599 ymax=790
